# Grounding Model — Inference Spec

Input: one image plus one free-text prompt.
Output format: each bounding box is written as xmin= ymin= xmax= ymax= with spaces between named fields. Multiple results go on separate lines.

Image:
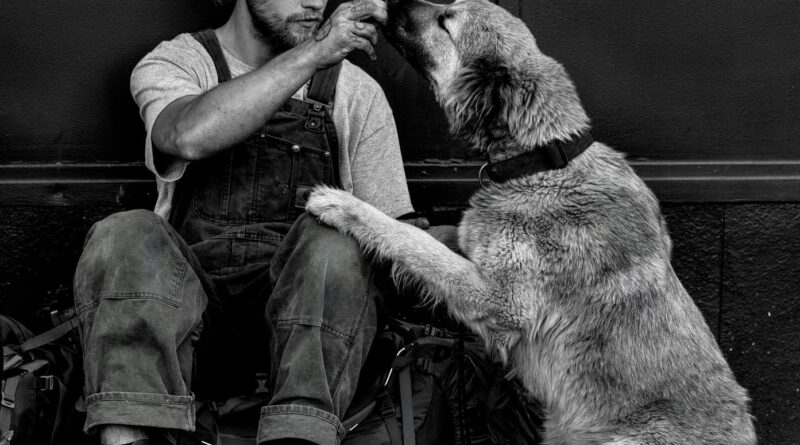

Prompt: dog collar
xmin=480 ymin=130 xmax=594 ymax=186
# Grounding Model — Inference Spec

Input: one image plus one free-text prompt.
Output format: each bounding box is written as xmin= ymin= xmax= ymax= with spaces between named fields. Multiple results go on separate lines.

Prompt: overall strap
xmin=191 ymin=29 xmax=232 ymax=83
xmin=307 ymin=64 xmax=343 ymax=105
xmin=192 ymin=28 xmax=339 ymax=103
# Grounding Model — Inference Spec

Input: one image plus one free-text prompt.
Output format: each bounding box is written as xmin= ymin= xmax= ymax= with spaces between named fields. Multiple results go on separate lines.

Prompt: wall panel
xmin=721 ymin=204 xmax=800 ymax=444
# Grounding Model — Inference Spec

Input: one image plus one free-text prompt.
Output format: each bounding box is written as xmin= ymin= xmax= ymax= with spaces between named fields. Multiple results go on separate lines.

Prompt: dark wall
xmin=0 ymin=0 xmax=221 ymax=164
xmin=523 ymin=0 xmax=800 ymax=162
xmin=1 ymin=0 xmax=799 ymax=189
xmin=1 ymin=0 xmax=799 ymax=443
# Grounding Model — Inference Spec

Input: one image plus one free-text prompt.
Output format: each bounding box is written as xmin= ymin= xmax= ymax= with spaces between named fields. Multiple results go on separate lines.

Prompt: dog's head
xmin=385 ymin=0 xmax=535 ymax=88
xmin=385 ymin=0 xmax=589 ymax=154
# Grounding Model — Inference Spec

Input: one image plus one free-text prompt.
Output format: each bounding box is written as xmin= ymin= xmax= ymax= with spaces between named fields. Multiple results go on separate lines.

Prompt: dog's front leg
xmin=306 ymin=186 xmax=499 ymax=325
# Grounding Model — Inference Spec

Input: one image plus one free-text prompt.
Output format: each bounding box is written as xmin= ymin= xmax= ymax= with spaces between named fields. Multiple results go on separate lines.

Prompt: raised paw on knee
xmin=306 ymin=186 xmax=361 ymax=229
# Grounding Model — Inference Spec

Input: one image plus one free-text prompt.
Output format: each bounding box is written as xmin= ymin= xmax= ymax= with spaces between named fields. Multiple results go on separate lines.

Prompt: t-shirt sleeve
xmin=130 ymin=35 xmax=214 ymax=183
xmin=349 ymin=88 xmax=415 ymax=218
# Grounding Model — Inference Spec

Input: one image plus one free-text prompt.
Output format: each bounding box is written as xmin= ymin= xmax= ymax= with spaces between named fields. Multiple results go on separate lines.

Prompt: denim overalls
xmin=75 ymin=29 xmax=382 ymax=444
xmin=172 ymin=29 xmax=343 ymax=243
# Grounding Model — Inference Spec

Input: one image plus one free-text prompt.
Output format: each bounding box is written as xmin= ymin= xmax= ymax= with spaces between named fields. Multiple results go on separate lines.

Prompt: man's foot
xmin=100 ymin=425 xmax=148 ymax=445
xmin=100 ymin=425 xmax=180 ymax=445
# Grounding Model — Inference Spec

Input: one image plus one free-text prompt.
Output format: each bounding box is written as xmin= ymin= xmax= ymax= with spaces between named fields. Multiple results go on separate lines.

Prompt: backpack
xmin=342 ymin=317 xmax=544 ymax=445
xmin=0 ymin=313 xmax=87 ymax=445
xmin=181 ymin=315 xmax=544 ymax=445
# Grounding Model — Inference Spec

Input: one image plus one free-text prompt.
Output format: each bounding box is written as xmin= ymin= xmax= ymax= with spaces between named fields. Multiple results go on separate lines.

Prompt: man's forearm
xmin=151 ymin=0 xmax=387 ymax=162
xmin=152 ymin=43 xmax=320 ymax=161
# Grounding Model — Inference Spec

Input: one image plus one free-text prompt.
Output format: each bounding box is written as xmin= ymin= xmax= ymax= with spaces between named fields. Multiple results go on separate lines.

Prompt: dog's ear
xmin=443 ymin=57 xmax=534 ymax=149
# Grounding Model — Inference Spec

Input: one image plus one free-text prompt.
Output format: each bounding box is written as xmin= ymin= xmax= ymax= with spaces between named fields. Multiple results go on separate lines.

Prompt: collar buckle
xmin=544 ymin=140 xmax=570 ymax=169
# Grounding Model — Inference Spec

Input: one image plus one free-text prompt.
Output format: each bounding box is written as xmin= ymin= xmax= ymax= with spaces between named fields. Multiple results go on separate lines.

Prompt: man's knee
xmin=85 ymin=209 xmax=167 ymax=248
xmin=294 ymin=212 xmax=364 ymax=260
xmin=270 ymin=213 xmax=375 ymax=312
xmin=75 ymin=209 xmax=193 ymax=311
xmin=277 ymin=213 xmax=369 ymax=283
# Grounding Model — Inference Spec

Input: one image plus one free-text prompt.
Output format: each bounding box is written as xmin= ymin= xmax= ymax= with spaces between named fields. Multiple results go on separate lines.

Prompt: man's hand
xmin=306 ymin=0 xmax=387 ymax=67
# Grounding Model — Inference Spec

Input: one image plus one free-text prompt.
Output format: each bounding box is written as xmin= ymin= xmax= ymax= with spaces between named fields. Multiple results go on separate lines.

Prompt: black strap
xmin=191 ymin=29 xmax=232 ymax=83
xmin=3 ymin=347 xmax=23 ymax=373
xmin=1 ymin=360 xmax=48 ymax=435
xmin=376 ymin=392 xmax=402 ymax=445
xmin=307 ymin=64 xmax=343 ymax=106
xmin=485 ymin=129 xmax=594 ymax=183
xmin=1 ymin=374 xmax=20 ymax=433
xmin=0 ymin=315 xmax=33 ymax=344
xmin=341 ymin=400 xmax=378 ymax=433
xmin=191 ymin=28 xmax=341 ymax=105
xmin=18 ymin=318 xmax=78 ymax=353
xmin=398 ymin=367 xmax=416 ymax=445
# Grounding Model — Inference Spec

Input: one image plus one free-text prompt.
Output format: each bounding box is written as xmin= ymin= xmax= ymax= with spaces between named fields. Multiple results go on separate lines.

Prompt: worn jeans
xmin=74 ymin=210 xmax=380 ymax=445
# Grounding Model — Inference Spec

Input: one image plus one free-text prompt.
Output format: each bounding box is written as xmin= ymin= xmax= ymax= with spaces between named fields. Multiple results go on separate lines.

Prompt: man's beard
xmin=246 ymin=0 xmax=321 ymax=53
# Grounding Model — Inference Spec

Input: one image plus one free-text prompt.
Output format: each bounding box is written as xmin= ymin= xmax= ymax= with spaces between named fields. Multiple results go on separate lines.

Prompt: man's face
xmin=246 ymin=0 xmax=327 ymax=52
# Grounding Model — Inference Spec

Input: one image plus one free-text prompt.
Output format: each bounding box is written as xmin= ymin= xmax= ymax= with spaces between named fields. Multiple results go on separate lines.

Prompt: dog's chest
xmin=457 ymin=207 xmax=511 ymax=266
xmin=458 ymin=205 xmax=547 ymax=270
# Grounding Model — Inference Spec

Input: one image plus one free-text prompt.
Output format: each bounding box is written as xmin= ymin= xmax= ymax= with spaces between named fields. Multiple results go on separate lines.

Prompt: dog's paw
xmin=306 ymin=186 xmax=363 ymax=230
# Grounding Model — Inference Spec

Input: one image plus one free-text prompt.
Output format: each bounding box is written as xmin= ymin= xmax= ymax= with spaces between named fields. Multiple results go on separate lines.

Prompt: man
xmin=73 ymin=0 xmax=424 ymax=444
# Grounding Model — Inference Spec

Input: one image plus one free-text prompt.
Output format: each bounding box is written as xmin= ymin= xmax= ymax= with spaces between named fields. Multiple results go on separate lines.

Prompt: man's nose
xmin=301 ymin=0 xmax=326 ymax=11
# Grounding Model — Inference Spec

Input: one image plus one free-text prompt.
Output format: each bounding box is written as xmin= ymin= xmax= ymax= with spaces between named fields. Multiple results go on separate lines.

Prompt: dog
xmin=307 ymin=0 xmax=756 ymax=443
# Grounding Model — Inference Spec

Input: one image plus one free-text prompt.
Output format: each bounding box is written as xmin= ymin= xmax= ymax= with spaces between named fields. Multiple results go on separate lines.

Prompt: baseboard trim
xmin=1 ymin=161 xmax=799 ymax=207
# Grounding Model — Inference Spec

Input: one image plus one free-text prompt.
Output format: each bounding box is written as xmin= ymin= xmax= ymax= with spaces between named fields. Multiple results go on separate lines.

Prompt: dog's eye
xmin=438 ymin=14 xmax=449 ymax=33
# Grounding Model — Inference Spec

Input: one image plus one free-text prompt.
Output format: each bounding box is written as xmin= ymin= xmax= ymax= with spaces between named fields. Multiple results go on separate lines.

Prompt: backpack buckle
xmin=1 ymin=393 xmax=14 ymax=409
xmin=34 ymin=376 xmax=55 ymax=391
xmin=255 ymin=373 xmax=270 ymax=394
xmin=1 ymin=430 xmax=15 ymax=444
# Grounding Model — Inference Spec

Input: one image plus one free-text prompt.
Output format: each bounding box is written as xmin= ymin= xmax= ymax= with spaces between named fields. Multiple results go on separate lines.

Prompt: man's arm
xmin=152 ymin=0 xmax=388 ymax=162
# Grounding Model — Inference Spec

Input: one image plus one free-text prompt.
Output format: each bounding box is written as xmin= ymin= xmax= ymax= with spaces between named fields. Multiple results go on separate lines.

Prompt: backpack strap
xmin=191 ymin=29 xmax=232 ymax=83
xmin=376 ymin=391 xmax=402 ymax=445
xmin=342 ymin=399 xmax=378 ymax=433
xmin=398 ymin=367 xmax=416 ymax=445
xmin=307 ymin=64 xmax=342 ymax=105
xmin=0 ymin=374 xmax=20 ymax=434
xmin=2 ymin=348 xmax=23 ymax=373
xmin=0 ymin=359 xmax=48 ymax=436
xmin=18 ymin=318 xmax=78 ymax=353
xmin=0 ymin=315 xmax=33 ymax=345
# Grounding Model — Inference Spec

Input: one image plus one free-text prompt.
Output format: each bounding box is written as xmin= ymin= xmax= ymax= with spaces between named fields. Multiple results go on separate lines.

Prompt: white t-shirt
xmin=130 ymin=32 xmax=414 ymax=220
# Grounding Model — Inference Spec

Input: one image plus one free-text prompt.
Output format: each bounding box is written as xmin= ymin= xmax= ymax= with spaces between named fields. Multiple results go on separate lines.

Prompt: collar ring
xmin=478 ymin=163 xmax=490 ymax=189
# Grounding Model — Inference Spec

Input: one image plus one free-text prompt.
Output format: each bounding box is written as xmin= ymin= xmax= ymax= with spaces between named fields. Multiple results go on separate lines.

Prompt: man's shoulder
xmin=141 ymin=32 xmax=211 ymax=67
xmin=132 ymin=31 xmax=218 ymax=93
xmin=337 ymin=60 xmax=385 ymax=100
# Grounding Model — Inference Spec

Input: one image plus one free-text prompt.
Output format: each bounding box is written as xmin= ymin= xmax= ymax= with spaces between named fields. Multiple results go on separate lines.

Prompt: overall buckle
xmin=305 ymin=108 xmax=326 ymax=133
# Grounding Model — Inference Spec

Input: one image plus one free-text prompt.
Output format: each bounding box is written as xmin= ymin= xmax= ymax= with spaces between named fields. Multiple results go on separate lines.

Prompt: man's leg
xmin=257 ymin=214 xmax=380 ymax=445
xmin=74 ymin=210 xmax=209 ymax=440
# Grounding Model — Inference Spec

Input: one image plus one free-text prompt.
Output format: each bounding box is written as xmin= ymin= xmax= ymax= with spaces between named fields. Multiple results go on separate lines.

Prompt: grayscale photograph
xmin=1 ymin=1 xmax=797 ymax=444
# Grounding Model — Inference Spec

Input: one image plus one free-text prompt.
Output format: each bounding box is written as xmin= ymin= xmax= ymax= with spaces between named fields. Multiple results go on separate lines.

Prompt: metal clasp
xmin=1 ymin=393 xmax=15 ymax=409
xmin=34 ymin=376 xmax=55 ymax=391
xmin=478 ymin=163 xmax=490 ymax=188
xmin=545 ymin=140 xmax=569 ymax=169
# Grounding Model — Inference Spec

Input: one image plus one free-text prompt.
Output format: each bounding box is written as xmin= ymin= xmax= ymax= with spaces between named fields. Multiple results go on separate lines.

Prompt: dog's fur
xmin=307 ymin=0 xmax=756 ymax=443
